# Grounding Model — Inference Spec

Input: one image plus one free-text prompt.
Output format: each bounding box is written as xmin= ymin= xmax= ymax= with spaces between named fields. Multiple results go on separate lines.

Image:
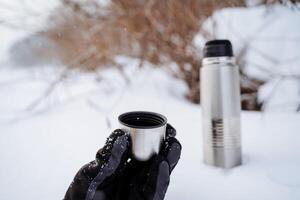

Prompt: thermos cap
xmin=203 ymin=40 xmax=233 ymax=58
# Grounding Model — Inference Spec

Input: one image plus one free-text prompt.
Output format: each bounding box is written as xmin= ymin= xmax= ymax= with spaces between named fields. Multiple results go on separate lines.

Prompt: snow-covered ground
xmin=0 ymin=63 xmax=300 ymax=200
xmin=0 ymin=2 xmax=300 ymax=200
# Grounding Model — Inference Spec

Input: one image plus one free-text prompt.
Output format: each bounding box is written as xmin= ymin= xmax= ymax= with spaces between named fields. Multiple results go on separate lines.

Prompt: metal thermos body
xmin=119 ymin=111 xmax=167 ymax=161
xmin=201 ymin=45 xmax=242 ymax=168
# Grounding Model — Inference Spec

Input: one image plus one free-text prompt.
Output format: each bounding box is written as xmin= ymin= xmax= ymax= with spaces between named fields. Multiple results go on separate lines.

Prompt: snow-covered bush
xmin=20 ymin=0 xmax=300 ymax=111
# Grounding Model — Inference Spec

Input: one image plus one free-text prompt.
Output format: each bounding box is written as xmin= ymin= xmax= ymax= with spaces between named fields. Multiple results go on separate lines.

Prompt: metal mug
xmin=118 ymin=111 xmax=167 ymax=161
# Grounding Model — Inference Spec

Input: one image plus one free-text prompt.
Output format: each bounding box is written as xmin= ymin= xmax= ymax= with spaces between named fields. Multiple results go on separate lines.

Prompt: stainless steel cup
xmin=201 ymin=40 xmax=242 ymax=168
xmin=118 ymin=111 xmax=167 ymax=161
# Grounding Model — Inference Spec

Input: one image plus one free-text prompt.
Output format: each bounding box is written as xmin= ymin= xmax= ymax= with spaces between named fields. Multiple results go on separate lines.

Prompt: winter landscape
xmin=0 ymin=0 xmax=300 ymax=200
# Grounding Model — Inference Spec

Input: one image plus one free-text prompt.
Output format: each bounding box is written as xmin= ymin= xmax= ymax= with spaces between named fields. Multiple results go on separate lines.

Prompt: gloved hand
xmin=64 ymin=124 xmax=181 ymax=200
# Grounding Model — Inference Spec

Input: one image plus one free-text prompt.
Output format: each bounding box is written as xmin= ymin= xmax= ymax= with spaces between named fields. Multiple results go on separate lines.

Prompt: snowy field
xmin=1 ymin=2 xmax=300 ymax=200
xmin=0 ymin=64 xmax=300 ymax=200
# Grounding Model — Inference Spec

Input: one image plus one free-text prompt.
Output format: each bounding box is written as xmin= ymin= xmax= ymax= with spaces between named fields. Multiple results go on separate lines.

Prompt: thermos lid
xmin=203 ymin=40 xmax=233 ymax=58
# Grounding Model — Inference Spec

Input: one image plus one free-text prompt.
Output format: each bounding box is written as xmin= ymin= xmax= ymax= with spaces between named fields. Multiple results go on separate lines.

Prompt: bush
xmin=46 ymin=0 xmax=294 ymax=110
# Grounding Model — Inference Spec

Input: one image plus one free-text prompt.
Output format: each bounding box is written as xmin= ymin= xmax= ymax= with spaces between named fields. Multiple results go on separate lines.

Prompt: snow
xmin=0 ymin=3 xmax=300 ymax=200
xmin=195 ymin=5 xmax=300 ymax=112
xmin=1 ymin=60 xmax=300 ymax=200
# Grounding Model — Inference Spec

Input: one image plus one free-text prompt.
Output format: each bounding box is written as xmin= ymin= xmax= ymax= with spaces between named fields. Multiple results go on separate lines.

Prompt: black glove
xmin=64 ymin=124 xmax=182 ymax=200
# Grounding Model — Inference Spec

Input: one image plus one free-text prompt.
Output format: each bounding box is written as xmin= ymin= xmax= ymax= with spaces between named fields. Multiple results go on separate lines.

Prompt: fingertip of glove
xmin=163 ymin=137 xmax=182 ymax=154
xmin=111 ymin=134 xmax=130 ymax=155
xmin=166 ymin=124 xmax=176 ymax=138
xmin=96 ymin=129 xmax=130 ymax=165
xmin=111 ymin=129 xmax=127 ymax=137
xmin=161 ymin=137 xmax=182 ymax=172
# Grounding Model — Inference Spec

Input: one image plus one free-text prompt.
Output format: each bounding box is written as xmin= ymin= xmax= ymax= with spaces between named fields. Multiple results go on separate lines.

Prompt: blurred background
xmin=0 ymin=0 xmax=300 ymax=200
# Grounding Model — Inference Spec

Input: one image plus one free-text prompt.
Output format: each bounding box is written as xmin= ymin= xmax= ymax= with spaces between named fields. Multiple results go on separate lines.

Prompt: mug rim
xmin=118 ymin=111 xmax=167 ymax=129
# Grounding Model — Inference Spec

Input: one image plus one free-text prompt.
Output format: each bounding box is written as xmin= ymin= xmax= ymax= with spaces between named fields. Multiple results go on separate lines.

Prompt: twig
xmin=24 ymin=68 xmax=69 ymax=111
xmin=114 ymin=63 xmax=130 ymax=84
xmin=86 ymin=82 xmax=129 ymax=129
xmin=24 ymin=46 xmax=98 ymax=111
xmin=261 ymin=77 xmax=284 ymax=111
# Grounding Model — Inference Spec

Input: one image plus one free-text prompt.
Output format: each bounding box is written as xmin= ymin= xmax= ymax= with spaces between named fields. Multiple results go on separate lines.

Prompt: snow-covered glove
xmin=64 ymin=124 xmax=181 ymax=200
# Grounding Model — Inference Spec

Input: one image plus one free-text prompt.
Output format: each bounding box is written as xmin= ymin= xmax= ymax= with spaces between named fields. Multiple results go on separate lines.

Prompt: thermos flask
xmin=201 ymin=40 xmax=242 ymax=168
xmin=119 ymin=111 xmax=167 ymax=161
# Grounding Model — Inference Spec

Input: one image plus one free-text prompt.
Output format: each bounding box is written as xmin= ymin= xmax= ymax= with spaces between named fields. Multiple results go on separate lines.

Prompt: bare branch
xmin=25 ymin=46 xmax=98 ymax=111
